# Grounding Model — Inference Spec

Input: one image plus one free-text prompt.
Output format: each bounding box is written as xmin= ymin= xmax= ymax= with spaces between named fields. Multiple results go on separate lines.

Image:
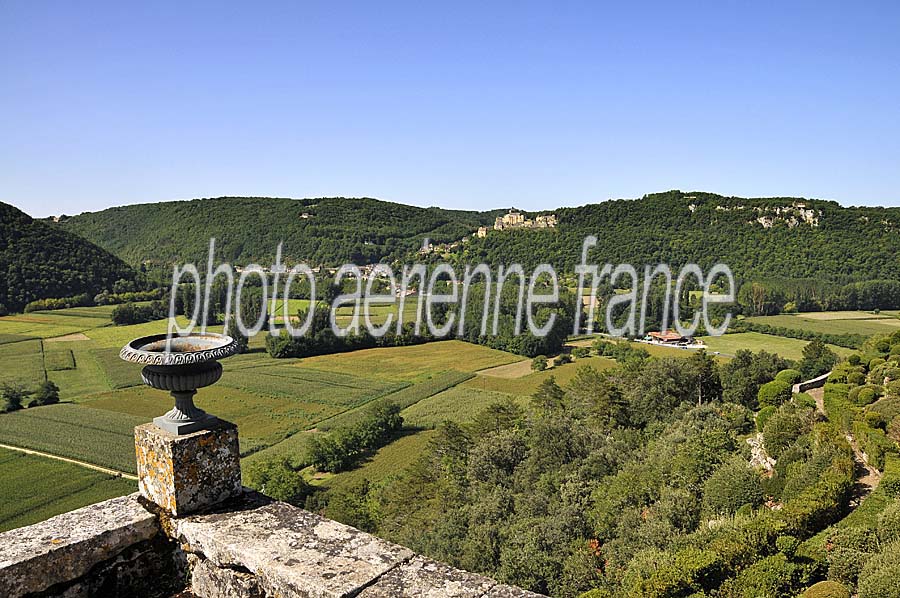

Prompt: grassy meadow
xmin=745 ymin=310 xmax=900 ymax=336
xmin=699 ymin=331 xmax=855 ymax=360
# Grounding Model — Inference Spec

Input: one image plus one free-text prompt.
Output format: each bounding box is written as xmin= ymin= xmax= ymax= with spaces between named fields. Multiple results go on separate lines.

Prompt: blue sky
xmin=2 ymin=1 xmax=899 ymax=217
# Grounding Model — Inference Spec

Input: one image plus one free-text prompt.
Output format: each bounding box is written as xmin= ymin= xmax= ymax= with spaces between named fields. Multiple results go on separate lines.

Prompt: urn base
xmin=153 ymin=412 xmax=219 ymax=435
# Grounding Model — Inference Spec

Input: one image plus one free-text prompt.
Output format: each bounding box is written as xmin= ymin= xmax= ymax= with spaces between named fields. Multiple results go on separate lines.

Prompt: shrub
xmin=34 ymin=380 xmax=60 ymax=406
xmin=848 ymin=371 xmax=867 ymax=386
xmin=802 ymin=580 xmax=850 ymax=598
xmin=531 ymin=355 xmax=548 ymax=371
xmin=763 ymin=408 xmax=812 ymax=458
xmin=776 ymin=425 xmax=854 ymax=537
xmin=759 ymin=380 xmax=793 ymax=409
xmin=870 ymin=358 xmax=886 ymax=371
xmin=865 ymin=411 xmax=887 ymax=431
xmin=884 ymin=463 xmax=900 ymax=498
xmin=776 ymin=369 xmax=803 ymax=385
xmin=111 ymin=301 xmax=168 ymax=326
xmin=877 ymin=500 xmax=900 ymax=545
xmin=572 ymin=346 xmax=590 ymax=359
xmin=555 ymin=353 xmax=573 ymax=365
xmin=703 ymin=460 xmax=764 ymax=517
xmin=853 ymin=421 xmax=896 ymax=470
xmin=855 ymin=387 xmax=879 ymax=407
xmin=823 ymin=384 xmax=858 ymax=431
xmin=848 ymin=354 xmax=862 ymax=366
xmin=757 ymin=406 xmax=777 ymax=433
xmin=795 ymin=393 xmax=817 ymax=410
xmin=244 ymin=458 xmax=311 ymax=505
xmin=776 ymin=535 xmax=799 ymax=556
xmin=1 ymin=383 xmax=27 ymax=413
xmin=857 ymin=542 xmax=900 ymax=598
xmin=719 ymin=554 xmax=805 ymax=598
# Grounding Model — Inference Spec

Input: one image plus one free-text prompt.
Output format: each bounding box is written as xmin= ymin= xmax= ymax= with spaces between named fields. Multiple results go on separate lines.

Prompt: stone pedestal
xmin=135 ymin=421 xmax=242 ymax=517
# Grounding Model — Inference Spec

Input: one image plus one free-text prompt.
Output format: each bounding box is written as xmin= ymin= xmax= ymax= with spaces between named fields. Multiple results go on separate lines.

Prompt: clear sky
xmin=2 ymin=1 xmax=899 ymax=218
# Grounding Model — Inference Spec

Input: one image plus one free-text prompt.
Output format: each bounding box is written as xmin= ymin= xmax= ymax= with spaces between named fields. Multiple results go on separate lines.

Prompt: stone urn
xmin=119 ymin=333 xmax=238 ymax=434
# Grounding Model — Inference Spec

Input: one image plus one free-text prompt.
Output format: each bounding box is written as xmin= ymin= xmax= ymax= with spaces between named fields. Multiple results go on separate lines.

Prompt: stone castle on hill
xmin=476 ymin=208 xmax=557 ymax=238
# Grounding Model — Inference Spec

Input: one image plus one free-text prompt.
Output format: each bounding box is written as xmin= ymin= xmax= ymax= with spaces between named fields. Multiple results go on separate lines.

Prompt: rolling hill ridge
xmin=53 ymin=196 xmax=503 ymax=268
xmin=0 ymin=202 xmax=137 ymax=312
xmin=47 ymin=191 xmax=900 ymax=284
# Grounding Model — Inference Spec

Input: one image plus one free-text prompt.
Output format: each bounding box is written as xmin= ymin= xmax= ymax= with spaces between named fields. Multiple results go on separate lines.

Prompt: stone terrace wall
xmin=0 ymin=490 xmax=545 ymax=598
xmin=0 ymin=494 xmax=184 ymax=598
xmin=794 ymin=371 xmax=831 ymax=393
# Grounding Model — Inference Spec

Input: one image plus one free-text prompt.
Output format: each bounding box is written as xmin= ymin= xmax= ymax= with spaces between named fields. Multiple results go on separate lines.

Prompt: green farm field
xmin=699 ymin=332 xmax=855 ymax=361
xmin=402 ymin=386 xmax=527 ymax=428
xmin=294 ymin=339 xmax=521 ymax=382
xmin=463 ymin=355 xmax=617 ymax=395
xmin=0 ymin=448 xmax=135 ymax=532
xmin=0 ymin=404 xmax=143 ymax=474
xmin=745 ymin=311 xmax=900 ymax=336
xmin=244 ymin=370 xmax=475 ymax=470
xmin=0 ymin=309 xmax=525 ymax=491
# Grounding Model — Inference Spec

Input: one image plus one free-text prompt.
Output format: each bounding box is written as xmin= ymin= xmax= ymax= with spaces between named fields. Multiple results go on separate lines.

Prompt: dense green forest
xmin=53 ymin=196 xmax=503 ymax=267
xmin=51 ymin=191 xmax=900 ymax=293
xmin=459 ymin=191 xmax=900 ymax=283
xmin=306 ymin=336 xmax=900 ymax=598
xmin=0 ymin=202 xmax=138 ymax=312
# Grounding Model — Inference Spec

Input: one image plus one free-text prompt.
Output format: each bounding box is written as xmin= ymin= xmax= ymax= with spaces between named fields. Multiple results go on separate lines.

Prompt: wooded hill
xmin=50 ymin=191 xmax=900 ymax=284
xmin=461 ymin=190 xmax=900 ymax=283
xmin=0 ymin=202 xmax=137 ymax=312
xmin=53 ymin=196 xmax=503 ymax=267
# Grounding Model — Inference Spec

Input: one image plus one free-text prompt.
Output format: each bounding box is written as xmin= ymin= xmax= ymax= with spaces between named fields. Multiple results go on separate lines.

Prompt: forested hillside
xmin=460 ymin=191 xmax=900 ymax=283
xmin=54 ymin=196 xmax=502 ymax=267
xmin=53 ymin=192 xmax=900 ymax=287
xmin=0 ymin=202 xmax=137 ymax=313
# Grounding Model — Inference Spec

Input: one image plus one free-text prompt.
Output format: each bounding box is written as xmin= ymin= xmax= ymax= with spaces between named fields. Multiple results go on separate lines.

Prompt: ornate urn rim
xmin=119 ymin=332 xmax=238 ymax=367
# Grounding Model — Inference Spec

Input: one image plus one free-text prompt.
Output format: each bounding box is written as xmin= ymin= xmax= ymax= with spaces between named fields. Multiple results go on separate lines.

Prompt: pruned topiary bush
xmin=802 ymin=580 xmax=851 ymax=598
xmin=776 ymin=369 xmax=803 ymax=385
xmin=759 ymin=380 xmax=793 ymax=409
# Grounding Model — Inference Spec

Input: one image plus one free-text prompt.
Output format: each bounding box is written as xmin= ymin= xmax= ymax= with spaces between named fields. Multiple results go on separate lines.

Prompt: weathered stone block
xmin=176 ymin=497 xmax=414 ymax=597
xmin=135 ymin=420 xmax=241 ymax=517
xmin=357 ymin=555 xmax=495 ymax=597
xmin=188 ymin=554 xmax=262 ymax=598
xmin=0 ymin=494 xmax=158 ymax=598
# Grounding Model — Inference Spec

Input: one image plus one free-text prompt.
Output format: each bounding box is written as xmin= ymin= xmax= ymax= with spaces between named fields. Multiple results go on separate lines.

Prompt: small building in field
xmin=647 ymin=330 xmax=692 ymax=345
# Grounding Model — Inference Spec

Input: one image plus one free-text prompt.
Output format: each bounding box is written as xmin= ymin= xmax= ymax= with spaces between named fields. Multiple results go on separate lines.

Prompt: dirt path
xmin=807 ymin=387 xmax=826 ymax=416
xmin=845 ymin=433 xmax=882 ymax=507
xmin=44 ymin=332 xmax=90 ymax=342
xmin=0 ymin=443 xmax=138 ymax=481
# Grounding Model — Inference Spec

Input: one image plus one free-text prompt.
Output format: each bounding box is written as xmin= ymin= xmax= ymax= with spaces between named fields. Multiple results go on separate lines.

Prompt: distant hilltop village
xmin=476 ymin=208 xmax=557 ymax=237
